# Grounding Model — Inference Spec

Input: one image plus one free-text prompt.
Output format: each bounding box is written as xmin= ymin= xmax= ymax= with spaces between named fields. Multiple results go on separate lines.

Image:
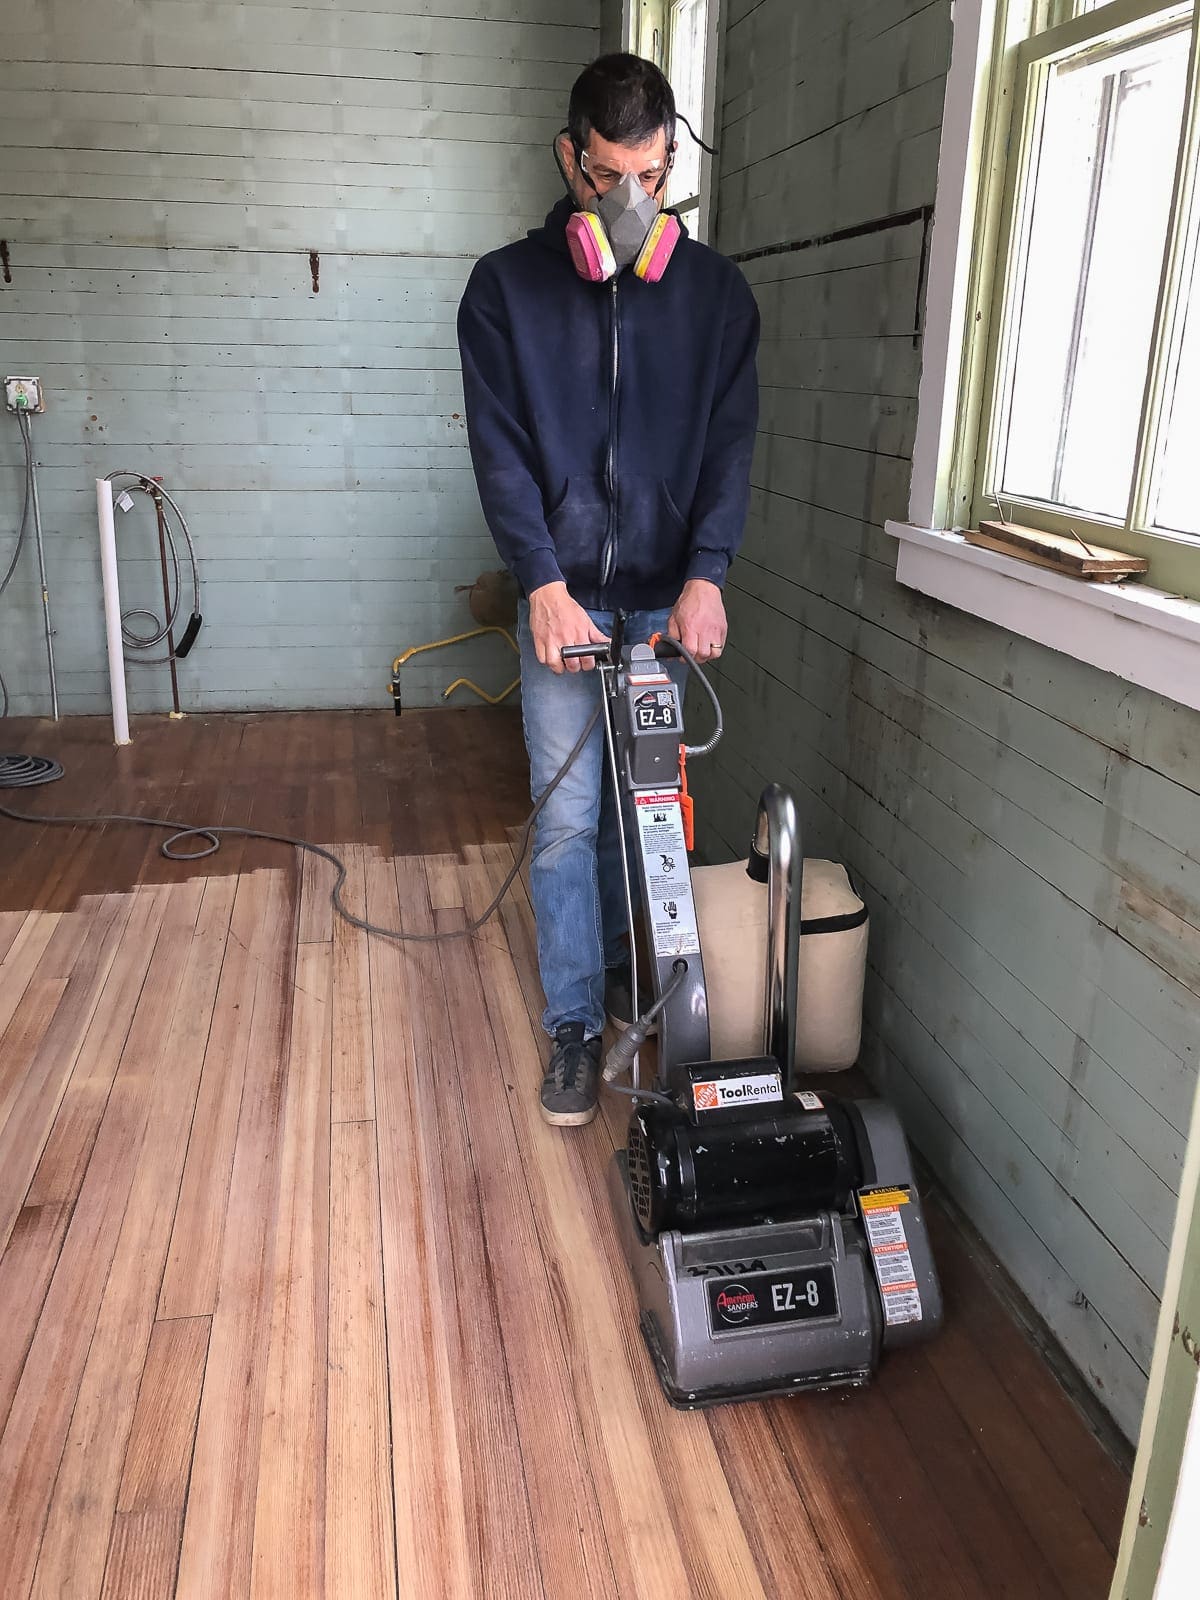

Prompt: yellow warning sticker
xmin=859 ymin=1187 xmax=911 ymax=1211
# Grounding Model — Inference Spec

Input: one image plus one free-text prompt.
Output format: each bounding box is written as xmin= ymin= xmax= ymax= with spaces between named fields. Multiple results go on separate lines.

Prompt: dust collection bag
xmin=691 ymin=858 xmax=868 ymax=1072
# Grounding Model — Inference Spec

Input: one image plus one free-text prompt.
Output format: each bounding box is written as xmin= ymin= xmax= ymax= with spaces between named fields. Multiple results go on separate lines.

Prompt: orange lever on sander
xmin=678 ymin=747 xmax=694 ymax=852
xmin=645 ymin=633 xmax=695 ymax=851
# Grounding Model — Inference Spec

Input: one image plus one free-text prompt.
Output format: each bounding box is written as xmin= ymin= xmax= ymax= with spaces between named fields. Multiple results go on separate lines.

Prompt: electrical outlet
xmin=5 ymin=376 xmax=45 ymax=413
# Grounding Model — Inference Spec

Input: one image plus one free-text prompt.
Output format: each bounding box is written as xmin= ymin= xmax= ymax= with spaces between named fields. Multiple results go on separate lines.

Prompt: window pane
xmin=1153 ymin=240 xmax=1200 ymax=538
xmin=997 ymin=27 xmax=1189 ymax=521
xmin=668 ymin=0 xmax=708 ymax=208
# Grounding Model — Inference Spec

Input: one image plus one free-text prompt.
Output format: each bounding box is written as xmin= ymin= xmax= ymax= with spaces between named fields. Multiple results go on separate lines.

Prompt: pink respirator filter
xmin=566 ymin=211 xmax=617 ymax=283
xmin=633 ymin=211 xmax=680 ymax=282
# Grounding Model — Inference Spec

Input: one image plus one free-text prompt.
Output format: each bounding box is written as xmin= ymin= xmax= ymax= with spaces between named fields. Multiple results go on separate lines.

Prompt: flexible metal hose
xmin=670 ymin=636 xmax=724 ymax=757
xmin=103 ymin=470 xmax=202 ymax=666
xmin=0 ymin=412 xmax=36 ymax=718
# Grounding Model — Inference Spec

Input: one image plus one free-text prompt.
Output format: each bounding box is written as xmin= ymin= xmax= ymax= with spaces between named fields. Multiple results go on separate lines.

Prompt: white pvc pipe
xmin=96 ymin=477 xmax=131 ymax=746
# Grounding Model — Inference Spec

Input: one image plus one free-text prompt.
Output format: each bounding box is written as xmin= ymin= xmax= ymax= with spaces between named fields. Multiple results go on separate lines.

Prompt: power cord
xmin=0 ymin=705 xmax=600 ymax=945
xmin=0 ymin=641 xmax=723 ymax=954
xmin=0 ymin=753 xmax=64 ymax=787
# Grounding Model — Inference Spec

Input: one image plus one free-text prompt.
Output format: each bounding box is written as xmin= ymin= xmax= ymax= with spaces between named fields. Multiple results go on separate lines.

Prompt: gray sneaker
xmin=540 ymin=1022 xmax=602 ymax=1126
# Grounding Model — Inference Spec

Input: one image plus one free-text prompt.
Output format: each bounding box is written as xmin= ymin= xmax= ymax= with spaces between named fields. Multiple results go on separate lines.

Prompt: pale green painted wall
xmin=0 ymin=0 xmax=600 ymax=714
xmin=695 ymin=0 xmax=1200 ymax=1443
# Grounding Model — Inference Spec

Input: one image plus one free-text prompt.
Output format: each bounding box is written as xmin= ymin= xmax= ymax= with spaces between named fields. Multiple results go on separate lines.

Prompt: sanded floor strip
xmin=0 ymin=710 xmax=1126 ymax=1600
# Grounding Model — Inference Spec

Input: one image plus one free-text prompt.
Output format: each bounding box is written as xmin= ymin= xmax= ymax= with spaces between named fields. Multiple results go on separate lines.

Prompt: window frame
xmin=626 ymin=0 xmax=722 ymax=243
xmin=967 ymin=0 xmax=1200 ymax=595
xmin=887 ymin=0 xmax=1200 ymax=715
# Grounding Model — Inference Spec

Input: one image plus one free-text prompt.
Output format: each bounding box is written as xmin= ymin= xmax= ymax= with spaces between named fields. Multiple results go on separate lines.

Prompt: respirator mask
xmin=555 ymin=116 xmax=714 ymax=285
xmin=568 ymin=168 xmax=680 ymax=284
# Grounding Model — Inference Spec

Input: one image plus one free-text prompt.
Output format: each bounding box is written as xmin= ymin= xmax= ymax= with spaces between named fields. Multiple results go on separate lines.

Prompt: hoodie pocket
xmin=615 ymin=477 xmax=691 ymax=583
xmin=545 ymin=476 xmax=609 ymax=581
xmin=661 ymin=481 xmax=689 ymax=533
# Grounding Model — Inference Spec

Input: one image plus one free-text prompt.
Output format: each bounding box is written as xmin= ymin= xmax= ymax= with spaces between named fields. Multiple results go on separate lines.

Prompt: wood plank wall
xmin=695 ymin=0 xmax=1200 ymax=1443
xmin=0 ymin=0 xmax=600 ymax=714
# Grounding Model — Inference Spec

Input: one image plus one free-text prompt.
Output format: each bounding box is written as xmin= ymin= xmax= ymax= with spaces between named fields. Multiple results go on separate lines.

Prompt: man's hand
xmin=667 ymin=579 xmax=727 ymax=663
xmin=528 ymin=581 xmax=610 ymax=674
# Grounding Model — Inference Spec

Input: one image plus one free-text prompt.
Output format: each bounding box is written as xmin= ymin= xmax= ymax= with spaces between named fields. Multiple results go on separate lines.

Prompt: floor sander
xmin=565 ymin=619 xmax=943 ymax=1408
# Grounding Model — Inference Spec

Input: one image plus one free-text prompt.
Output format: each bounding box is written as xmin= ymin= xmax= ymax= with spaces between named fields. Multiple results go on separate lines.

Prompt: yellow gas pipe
xmin=389 ymin=626 xmax=519 ymax=710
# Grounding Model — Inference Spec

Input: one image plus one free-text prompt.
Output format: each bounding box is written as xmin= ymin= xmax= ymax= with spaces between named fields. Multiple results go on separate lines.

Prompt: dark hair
xmin=568 ymin=53 xmax=675 ymax=154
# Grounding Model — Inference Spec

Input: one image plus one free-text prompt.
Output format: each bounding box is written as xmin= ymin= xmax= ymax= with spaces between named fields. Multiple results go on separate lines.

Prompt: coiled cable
xmin=0 ymin=753 xmax=64 ymax=787
xmin=103 ymin=470 xmax=202 ymax=665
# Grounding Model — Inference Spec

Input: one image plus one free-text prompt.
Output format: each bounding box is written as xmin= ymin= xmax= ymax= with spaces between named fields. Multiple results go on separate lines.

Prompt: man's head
xmin=557 ymin=54 xmax=677 ymax=211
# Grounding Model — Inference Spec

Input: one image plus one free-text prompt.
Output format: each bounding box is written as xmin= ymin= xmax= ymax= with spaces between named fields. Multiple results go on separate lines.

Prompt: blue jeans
xmin=518 ymin=602 xmax=675 ymax=1038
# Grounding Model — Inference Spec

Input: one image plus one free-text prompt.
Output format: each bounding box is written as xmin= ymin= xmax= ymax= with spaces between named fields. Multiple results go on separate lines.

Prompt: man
xmin=457 ymin=53 xmax=759 ymax=1127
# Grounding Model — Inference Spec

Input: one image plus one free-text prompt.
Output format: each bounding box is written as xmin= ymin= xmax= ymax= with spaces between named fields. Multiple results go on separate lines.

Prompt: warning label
xmin=634 ymin=792 xmax=700 ymax=957
xmin=859 ymin=1186 xmax=923 ymax=1326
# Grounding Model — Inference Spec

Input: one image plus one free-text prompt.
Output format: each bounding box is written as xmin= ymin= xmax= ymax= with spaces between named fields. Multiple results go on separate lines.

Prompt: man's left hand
xmin=668 ymin=579 xmax=727 ymax=663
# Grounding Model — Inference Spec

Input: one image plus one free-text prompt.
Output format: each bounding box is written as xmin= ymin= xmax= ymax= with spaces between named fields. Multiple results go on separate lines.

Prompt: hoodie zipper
xmin=600 ymin=276 xmax=620 ymax=594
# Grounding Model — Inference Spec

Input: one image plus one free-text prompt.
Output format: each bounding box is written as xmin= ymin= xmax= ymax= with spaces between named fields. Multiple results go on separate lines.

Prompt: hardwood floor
xmin=0 ymin=710 xmax=1129 ymax=1598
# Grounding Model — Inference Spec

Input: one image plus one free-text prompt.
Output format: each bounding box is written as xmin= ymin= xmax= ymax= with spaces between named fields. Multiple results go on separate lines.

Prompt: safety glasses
xmin=576 ymin=144 xmax=675 ymax=197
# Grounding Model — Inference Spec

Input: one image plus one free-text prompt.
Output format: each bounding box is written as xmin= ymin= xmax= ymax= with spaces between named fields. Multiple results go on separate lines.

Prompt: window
xmin=665 ymin=0 xmax=709 ymax=214
xmin=889 ymin=0 xmax=1200 ymax=713
xmin=969 ymin=1 xmax=1200 ymax=595
xmin=628 ymin=0 xmax=717 ymax=240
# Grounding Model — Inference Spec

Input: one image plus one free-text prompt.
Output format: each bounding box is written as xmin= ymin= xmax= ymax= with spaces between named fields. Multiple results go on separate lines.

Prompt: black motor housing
xmin=627 ymin=1083 xmax=863 ymax=1235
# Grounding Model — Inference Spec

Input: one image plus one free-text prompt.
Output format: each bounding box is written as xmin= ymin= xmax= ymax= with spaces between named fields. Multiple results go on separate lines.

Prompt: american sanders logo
xmin=714 ymin=1283 xmax=758 ymax=1323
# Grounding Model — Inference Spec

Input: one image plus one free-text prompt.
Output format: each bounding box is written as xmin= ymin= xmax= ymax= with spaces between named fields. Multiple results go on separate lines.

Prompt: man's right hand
xmin=528 ymin=581 xmax=610 ymax=674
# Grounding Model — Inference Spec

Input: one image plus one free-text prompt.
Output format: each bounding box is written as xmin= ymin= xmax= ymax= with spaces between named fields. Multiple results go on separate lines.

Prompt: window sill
xmin=885 ymin=520 xmax=1200 ymax=714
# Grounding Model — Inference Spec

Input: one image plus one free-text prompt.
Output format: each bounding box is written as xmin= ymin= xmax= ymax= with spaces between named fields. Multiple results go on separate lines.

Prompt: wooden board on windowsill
xmin=968 ymin=520 xmax=1149 ymax=580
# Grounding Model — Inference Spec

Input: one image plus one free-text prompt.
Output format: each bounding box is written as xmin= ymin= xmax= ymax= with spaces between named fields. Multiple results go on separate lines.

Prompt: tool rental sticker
xmin=633 ymin=792 xmax=701 ymax=957
xmin=859 ymin=1187 xmax=923 ymax=1326
xmin=693 ymin=1073 xmax=783 ymax=1112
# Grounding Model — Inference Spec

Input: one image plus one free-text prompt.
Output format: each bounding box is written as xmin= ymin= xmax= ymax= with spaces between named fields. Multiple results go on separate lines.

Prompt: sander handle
xmin=755 ymin=784 xmax=803 ymax=1086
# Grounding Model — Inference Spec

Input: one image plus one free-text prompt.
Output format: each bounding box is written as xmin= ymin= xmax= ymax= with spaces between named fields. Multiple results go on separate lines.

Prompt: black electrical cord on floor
xmin=0 ymin=705 xmax=600 ymax=946
xmin=0 ymin=753 xmax=64 ymax=786
xmin=2 ymin=643 xmax=723 ymax=952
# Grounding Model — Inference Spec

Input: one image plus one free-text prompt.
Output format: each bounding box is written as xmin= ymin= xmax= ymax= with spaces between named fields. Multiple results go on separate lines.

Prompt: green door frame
xmin=1110 ymin=1063 xmax=1200 ymax=1597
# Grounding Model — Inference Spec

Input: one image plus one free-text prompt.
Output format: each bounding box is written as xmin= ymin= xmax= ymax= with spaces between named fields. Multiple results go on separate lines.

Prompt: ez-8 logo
xmin=771 ymin=1279 xmax=824 ymax=1312
xmin=687 ymin=1259 xmax=767 ymax=1279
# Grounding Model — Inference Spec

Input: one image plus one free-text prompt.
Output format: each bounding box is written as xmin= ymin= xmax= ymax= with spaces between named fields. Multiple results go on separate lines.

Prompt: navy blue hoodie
xmin=456 ymin=197 xmax=759 ymax=612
